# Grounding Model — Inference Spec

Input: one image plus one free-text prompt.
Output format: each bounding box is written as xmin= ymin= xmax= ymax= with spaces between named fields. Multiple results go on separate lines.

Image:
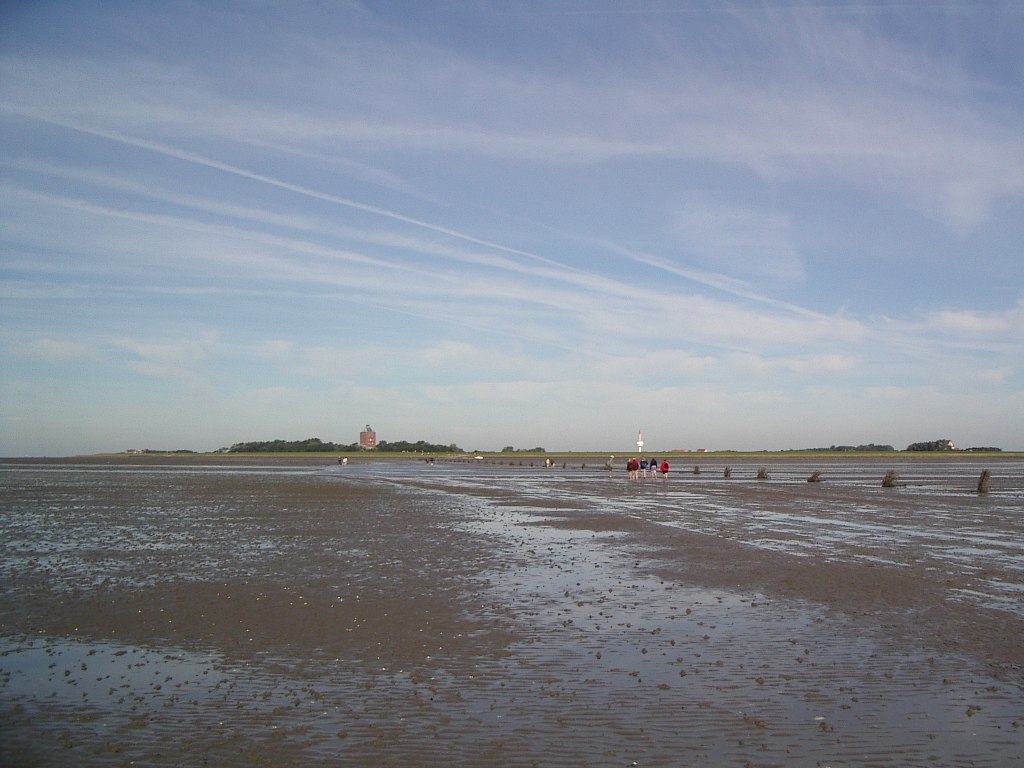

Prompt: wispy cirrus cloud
xmin=2 ymin=163 xmax=865 ymax=357
xmin=5 ymin=3 xmax=1022 ymax=233
xmin=9 ymin=336 xmax=93 ymax=363
xmin=669 ymin=198 xmax=804 ymax=285
xmin=925 ymin=300 xmax=1024 ymax=338
xmin=1 ymin=2 xmax=1021 ymax=454
xmin=113 ymin=333 xmax=221 ymax=382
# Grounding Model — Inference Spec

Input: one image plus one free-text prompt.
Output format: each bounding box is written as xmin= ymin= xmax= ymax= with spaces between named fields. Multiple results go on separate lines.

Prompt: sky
xmin=2 ymin=1 xmax=1023 ymax=456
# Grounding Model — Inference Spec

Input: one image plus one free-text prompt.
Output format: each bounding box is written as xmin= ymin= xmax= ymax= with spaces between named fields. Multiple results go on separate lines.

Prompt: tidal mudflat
xmin=1 ymin=455 xmax=1021 ymax=766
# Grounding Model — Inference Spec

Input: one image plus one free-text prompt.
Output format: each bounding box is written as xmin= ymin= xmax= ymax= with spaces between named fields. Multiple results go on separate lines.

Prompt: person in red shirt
xmin=659 ymin=460 xmax=670 ymax=478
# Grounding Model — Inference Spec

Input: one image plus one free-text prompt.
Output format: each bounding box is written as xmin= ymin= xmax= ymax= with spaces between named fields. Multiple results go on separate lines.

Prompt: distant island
xmin=219 ymin=437 xmax=463 ymax=454
xmin=122 ymin=436 xmax=1003 ymax=456
xmin=786 ymin=440 xmax=1000 ymax=453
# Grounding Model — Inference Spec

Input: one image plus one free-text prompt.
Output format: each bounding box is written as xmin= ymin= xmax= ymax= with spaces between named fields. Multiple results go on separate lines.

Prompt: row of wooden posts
xmin=435 ymin=458 xmax=995 ymax=494
xmin=880 ymin=467 xmax=992 ymax=494
xmin=696 ymin=465 xmax=992 ymax=493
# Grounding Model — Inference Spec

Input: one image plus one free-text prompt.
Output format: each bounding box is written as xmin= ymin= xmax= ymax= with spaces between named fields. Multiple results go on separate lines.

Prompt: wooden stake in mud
xmin=756 ymin=467 xmax=769 ymax=480
xmin=977 ymin=469 xmax=991 ymax=494
xmin=882 ymin=470 xmax=899 ymax=488
xmin=723 ymin=466 xmax=731 ymax=478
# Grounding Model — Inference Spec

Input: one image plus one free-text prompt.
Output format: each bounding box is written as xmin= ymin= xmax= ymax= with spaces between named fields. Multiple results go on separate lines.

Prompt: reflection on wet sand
xmin=1 ymin=456 xmax=1022 ymax=766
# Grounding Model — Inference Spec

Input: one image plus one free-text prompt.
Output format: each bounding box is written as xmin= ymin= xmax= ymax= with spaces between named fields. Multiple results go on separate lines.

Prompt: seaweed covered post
xmin=882 ymin=470 xmax=899 ymax=488
xmin=807 ymin=471 xmax=822 ymax=483
xmin=756 ymin=467 xmax=769 ymax=480
xmin=977 ymin=469 xmax=991 ymax=494
xmin=723 ymin=466 xmax=731 ymax=479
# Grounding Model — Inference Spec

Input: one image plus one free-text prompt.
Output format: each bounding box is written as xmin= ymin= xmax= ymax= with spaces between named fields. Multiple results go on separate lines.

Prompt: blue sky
xmin=2 ymin=1 xmax=1022 ymax=455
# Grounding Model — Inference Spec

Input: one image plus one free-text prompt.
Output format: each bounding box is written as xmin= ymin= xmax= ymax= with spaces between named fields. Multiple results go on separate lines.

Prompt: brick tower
xmin=359 ymin=424 xmax=377 ymax=450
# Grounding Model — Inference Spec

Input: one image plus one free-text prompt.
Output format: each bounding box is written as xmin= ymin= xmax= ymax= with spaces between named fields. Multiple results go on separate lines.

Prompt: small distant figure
xmin=545 ymin=457 xmax=554 ymax=468
xmin=640 ymin=458 xmax=648 ymax=478
xmin=338 ymin=456 xmax=348 ymax=466
xmin=627 ymin=458 xmax=640 ymax=479
xmin=649 ymin=459 xmax=659 ymax=480
xmin=659 ymin=460 xmax=670 ymax=478
xmin=604 ymin=456 xmax=614 ymax=476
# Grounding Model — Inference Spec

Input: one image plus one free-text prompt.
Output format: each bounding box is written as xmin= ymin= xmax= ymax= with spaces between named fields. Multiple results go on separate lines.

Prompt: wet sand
xmin=1 ymin=455 xmax=1022 ymax=766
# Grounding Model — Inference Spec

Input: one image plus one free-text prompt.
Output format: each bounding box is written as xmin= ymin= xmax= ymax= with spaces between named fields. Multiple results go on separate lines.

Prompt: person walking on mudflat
xmin=660 ymin=459 xmax=670 ymax=479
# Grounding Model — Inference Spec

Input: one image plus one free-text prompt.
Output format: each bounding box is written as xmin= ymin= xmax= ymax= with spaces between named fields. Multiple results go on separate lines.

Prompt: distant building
xmin=359 ymin=424 xmax=377 ymax=450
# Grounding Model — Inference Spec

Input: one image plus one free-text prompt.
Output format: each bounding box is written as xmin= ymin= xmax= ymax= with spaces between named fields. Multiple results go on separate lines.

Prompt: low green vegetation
xmin=222 ymin=438 xmax=354 ymax=453
xmin=220 ymin=437 xmax=463 ymax=454
xmin=125 ymin=448 xmax=197 ymax=455
xmin=124 ymin=438 xmax=1008 ymax=458
xmin=906 ymin=438 xmax=1002 ymax=452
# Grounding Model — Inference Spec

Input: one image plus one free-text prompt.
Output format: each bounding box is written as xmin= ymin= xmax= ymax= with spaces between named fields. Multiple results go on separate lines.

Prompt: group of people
xmin=626 ymin=457 xmax=669 ymax=479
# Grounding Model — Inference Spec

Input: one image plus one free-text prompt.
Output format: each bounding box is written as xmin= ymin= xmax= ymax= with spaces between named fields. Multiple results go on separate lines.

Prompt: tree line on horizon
xmin=905 ymin=439 xmax=1001 ymax=452
xmin=217 ymin=437 xmax=1002 ymax=454
xmin=221 ymin=437 xmax=463 ymax=453
xmin=140 ymin=437 xmax=1003 ymax=455
xmin=816 ymin=444 xmax=896 ymax=452
xmin=770 ymin=440 xmax=1000 ymax=453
